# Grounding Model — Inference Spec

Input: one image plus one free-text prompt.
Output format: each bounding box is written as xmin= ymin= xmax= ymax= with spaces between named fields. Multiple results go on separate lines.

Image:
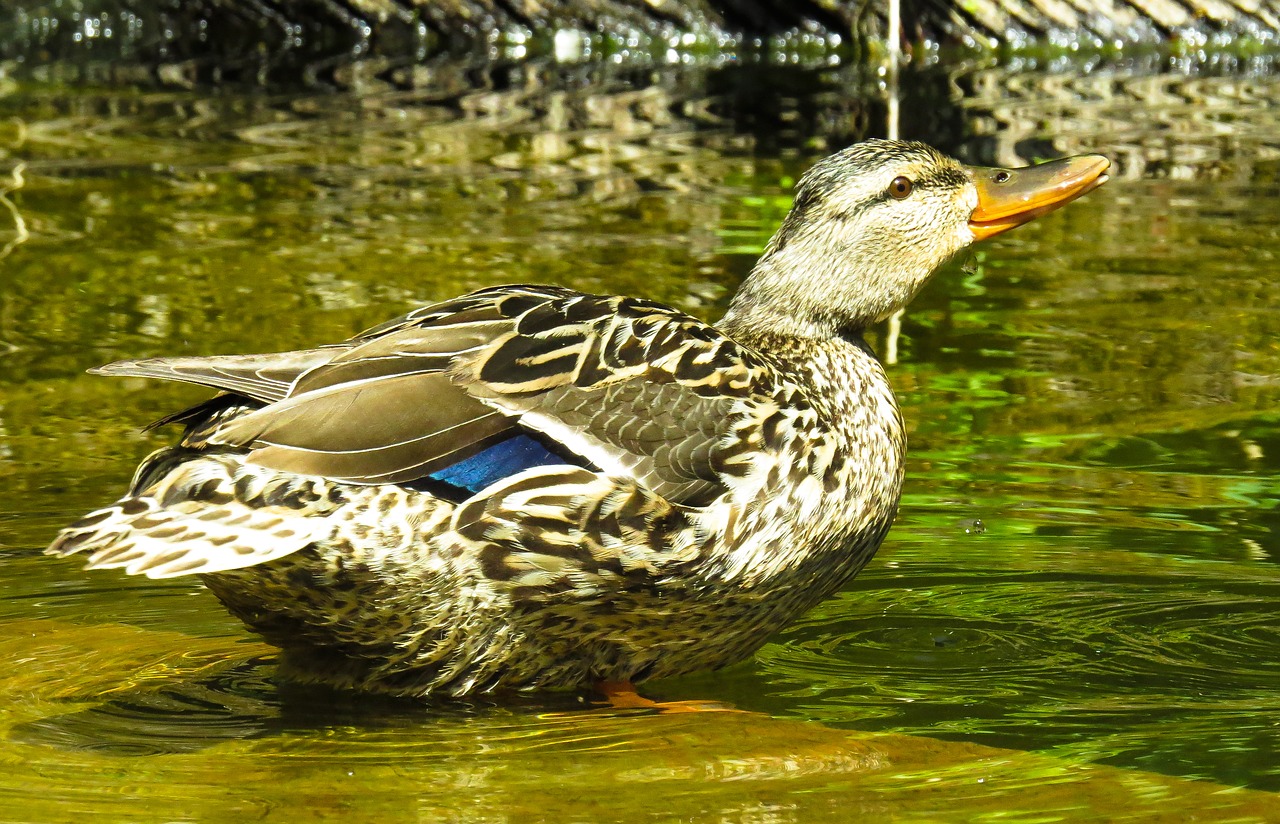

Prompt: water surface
xmin=2 ymin=58 xmax=1280 ymax=821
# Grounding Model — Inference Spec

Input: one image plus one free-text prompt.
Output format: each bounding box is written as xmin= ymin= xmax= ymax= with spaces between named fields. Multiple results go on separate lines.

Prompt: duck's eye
xmin=888 ymin=176 xmax=914 ymax=199
xmin=994 ymin=171 xmax=1011 ymax=184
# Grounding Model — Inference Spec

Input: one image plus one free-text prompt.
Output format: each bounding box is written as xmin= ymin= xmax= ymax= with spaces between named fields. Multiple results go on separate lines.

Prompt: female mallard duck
xmin=49 ymin=140 xmax=1109 ymax=700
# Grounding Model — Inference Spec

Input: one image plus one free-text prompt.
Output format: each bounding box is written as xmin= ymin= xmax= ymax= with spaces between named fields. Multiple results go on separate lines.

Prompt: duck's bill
xmin=966 ymin=155 xmax=1111 ymax=241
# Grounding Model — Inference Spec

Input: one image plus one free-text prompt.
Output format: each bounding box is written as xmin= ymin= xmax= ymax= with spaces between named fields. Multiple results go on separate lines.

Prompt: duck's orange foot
xmin=592 ymin=680 xmax=739 ymax=713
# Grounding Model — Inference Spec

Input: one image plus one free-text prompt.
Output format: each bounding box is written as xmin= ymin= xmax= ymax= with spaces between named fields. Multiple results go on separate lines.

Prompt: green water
xmin=2 ymin=59 xmax=1280 ymax=821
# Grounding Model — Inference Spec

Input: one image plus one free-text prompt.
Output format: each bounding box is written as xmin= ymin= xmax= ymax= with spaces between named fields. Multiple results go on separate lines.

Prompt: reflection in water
xmin=0 ymin=162 xmax=28 ymax=260
xmin=1 ymin=52 xmax=1280 ymax=819
xmin=956 ymin=65 xmax=1280 ymax=176
xmin=6 ymin=619 xmax=1280 ymax=822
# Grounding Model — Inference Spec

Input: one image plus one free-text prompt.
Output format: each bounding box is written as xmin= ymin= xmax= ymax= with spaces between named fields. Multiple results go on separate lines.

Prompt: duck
xmin=48 ymin=140 xmax=1109 ymax=701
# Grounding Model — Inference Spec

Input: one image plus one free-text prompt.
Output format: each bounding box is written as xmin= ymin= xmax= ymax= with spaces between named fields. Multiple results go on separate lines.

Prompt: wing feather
xmin=91 ymin=285 xmax=766 ymax=502
xmin=91 ymin=348 xmax=343 ymax=404
xmin=210 ymin=373 xmax=513 ymax=485
xmin=432 ymin=294 xmax=761 ymax=503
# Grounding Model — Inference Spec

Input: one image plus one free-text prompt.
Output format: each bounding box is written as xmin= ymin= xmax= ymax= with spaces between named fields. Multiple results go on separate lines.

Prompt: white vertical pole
xmin=888 ymin=0 xmax=901 ymax=141
xmin=884 ymin=0 xmax=904 ymax=364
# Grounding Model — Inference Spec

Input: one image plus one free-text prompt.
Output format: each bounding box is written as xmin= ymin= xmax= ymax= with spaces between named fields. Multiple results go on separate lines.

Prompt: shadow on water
xmin=1 ymin=45 xmax=1280 ymax=821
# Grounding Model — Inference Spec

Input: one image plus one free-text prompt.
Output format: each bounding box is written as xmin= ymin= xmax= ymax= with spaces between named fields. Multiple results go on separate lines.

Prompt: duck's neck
xmin=718 ymin=243 xmax=913 ymax=344
xmin=718 ymin=290 xmax=842 ymax=343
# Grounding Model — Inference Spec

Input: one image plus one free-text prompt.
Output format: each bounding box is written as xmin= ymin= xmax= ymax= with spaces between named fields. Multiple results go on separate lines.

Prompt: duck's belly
xmin=200 ymin=504 xmax=890 ymax=698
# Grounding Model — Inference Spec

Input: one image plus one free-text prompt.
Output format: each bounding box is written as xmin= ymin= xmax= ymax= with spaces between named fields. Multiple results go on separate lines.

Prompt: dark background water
xmin=1 ymin=51 xmax=1279 ymax=821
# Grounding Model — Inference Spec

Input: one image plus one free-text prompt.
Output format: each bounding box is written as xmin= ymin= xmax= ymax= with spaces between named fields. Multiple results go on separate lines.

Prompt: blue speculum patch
xmin=428 ymin=434 xmax=581 ymax=495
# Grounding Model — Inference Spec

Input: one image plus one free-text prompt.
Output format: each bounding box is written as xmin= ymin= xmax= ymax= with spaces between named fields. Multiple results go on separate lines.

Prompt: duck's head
xmin=722 ymin=139 xmax=1110 ymax=339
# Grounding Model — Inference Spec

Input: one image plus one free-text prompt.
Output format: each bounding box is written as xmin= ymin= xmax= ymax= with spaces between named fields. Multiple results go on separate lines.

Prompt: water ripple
xmin=760 ymin=565 xmax=1280 ymax=774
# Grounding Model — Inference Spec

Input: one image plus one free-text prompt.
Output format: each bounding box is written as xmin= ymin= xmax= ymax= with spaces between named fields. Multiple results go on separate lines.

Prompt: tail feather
xmin=47 ymin=496 xmax=328 ymax=579
xmin=47 ymin=453 xmax=338 ymax=579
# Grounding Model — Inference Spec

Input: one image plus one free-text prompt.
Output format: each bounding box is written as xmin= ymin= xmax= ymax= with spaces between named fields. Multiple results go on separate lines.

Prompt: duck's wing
xmin=204 ymin=285 xmax=763 ymax=503
xmin=90 ymin=347 xmax=344 ymax=404
xmin=86 ymin=286 xmax=579 ymax=405
xmin=441 ymin=293 xmax=760 ymax=503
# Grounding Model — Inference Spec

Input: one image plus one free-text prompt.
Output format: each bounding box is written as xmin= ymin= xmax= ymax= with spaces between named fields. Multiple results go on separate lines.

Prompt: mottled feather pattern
xmin=49 ymin=451 xmax=343 ymax=578
xmin=47 ymin=283 xmax=906 ymax=696
xmin=453 ymin=467 xmax=695 ymax=602
xmin=445 ymin=292 xmax=765 ymax=502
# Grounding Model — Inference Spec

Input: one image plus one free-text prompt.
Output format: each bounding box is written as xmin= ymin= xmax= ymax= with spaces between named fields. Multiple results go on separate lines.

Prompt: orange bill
xmin=966 ymin=154 xmax=1111 ymax=241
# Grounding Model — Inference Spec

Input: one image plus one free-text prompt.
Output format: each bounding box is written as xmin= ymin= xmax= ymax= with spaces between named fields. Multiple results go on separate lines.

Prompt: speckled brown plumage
xmin=47 ymin=140 xmax=1110 ymax=697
